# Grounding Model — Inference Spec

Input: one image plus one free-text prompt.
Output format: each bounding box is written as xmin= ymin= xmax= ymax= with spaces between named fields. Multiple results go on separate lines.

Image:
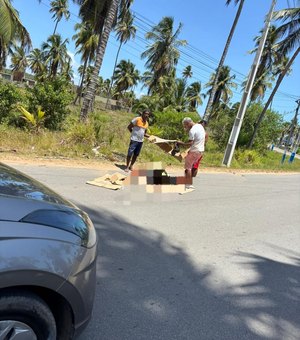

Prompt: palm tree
xmin=247 ymin=25 xmax=281 ymax=102
xmin=182 ymin=65 xmax=193 ymax=81
xmin=186 ymin=81 xmax=203 ymax=111
xmin=203 ymin=0 xmax=245 ymax=121
xmin=106 ymin=10 xmax=136 ymax=107
xmin=42 ymin=34 xmax=69 ymax=77
xmin=157 ymin=72 xmax=177 ymax=108
xmin=248 ymin=6 xmax=300 ymax=148
xmin=112 ymin=59 xmax=140 ymax=98
xmin=61 ymin=57 xmax=73 ymax=80
xmin=141 ymin=16 xmax=187 ymax=95
xmin=79 ymin=64 xmax=94 ymax=87
xmin=73 ymin=22 xmax=98 ymax=104
xmin=115 ymin=9 xmax=136 ymax=65
xmin=141 ymin=71 xmax=155 ymax=95
xmin=246 ymin=71 xmax=273 ymax=102
xmin=50 ymin=0 xmax=70 ymax=35
xmin=10 ymin=45 xmax=28 ymax=81
xmin=28 ymin=48 xmax=46 ymax=78
xmin=252 ymin=26 xmax=280 ymax=76
xmin=205 ymin=65 xmax=237 ymax=116
xmin=141 ymin=70 xmax=177 ymax=110
xmin=0 ymin=0 xmax=31 ymax=70
xmin=121 ymin=90 xmax=136 ymax=111
xmin=73 ymin=0 xmax=133 ymax=121
xmin=174 ymin=78 xmax=188 ymax=111
xmin=172 ymin=77 xmax=202 ymax=112
xmin=97 ymin=76 xmax=111 ymax=96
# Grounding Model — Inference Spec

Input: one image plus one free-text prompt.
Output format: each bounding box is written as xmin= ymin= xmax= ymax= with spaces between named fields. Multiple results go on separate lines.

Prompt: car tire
xmin=0 ymin=290 xmax=57 ymax=340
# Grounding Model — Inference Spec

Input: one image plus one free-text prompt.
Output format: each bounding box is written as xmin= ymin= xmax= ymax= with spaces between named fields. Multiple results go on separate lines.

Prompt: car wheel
xmin=0 ymin=290 xmax=56 ymax=340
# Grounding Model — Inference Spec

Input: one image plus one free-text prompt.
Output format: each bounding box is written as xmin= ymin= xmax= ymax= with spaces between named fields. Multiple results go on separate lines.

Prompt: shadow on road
xmin=78 ymin=205 xmax=300 ymax=340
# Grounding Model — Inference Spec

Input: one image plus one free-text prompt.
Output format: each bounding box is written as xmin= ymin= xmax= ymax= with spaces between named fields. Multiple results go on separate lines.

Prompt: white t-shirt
xmin=130 ymin=117 xmax=148 ymax=142
xmin=188 ymin=123 xmax=205 ymax=152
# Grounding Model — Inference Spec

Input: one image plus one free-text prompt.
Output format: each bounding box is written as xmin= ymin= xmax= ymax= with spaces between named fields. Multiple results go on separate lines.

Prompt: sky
xmin=13 ymin=0 xmax=300 ymax=121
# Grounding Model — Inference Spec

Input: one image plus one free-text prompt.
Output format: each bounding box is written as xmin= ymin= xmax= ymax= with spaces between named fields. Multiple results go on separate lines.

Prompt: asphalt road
xmin=10 ymin=163 xmax=300 ymax=340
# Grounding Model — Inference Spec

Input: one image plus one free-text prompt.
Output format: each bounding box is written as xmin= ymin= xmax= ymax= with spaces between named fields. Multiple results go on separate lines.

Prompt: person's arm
xmin=176 ymin=139 xmax=193 ymax=147
xmin=205 ymin=132 xmax=208 ymax=143
xmin=177 ymin=126 xmax=194 ymax=147
xmin=144 ymin=129 xmax=150 ymax=138
xmin=127 ymin=122 xmax=134 ymax=133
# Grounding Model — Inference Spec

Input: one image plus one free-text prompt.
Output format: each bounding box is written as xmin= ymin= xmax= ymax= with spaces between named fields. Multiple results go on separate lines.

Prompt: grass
xmin=0 ymin=106 xmax=300 ymax=172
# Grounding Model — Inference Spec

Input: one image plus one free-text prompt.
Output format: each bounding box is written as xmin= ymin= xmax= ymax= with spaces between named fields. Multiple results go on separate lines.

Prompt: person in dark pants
xmin=125 ymin=110 xmax=151 ymax=172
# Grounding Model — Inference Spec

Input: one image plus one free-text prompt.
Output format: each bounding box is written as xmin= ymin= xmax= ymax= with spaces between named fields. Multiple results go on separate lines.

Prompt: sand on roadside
xmin=1 ymin=153 xmax=298 ymax=175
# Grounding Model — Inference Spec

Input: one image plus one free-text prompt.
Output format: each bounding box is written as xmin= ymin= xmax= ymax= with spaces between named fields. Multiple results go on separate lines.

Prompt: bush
xmin=27 ymin=77 xmax=73 ymax=130
xmin=152 ymin=110 xmax=200 ymax=141
xmin=234 ymin=149 xmax=261 ymax=165
xmin=209 ymin=111 xmax=234 ymax=149
xmin=238 ymin=103 xmax=283 ymax=151
xmin=209 ymin=102 xmax=283 ymax=152
xmin=0 ymin=81 xmax=23 ymax=124
xmin=66 ymin=121 xmax=96 ymax=146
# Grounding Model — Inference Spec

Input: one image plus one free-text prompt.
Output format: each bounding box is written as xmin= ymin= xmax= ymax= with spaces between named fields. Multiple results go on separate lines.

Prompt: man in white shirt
xmin=191 ymin=119 xmax=208 ymax=177
xmin=176 ymin=117 xmax=205 ymax=188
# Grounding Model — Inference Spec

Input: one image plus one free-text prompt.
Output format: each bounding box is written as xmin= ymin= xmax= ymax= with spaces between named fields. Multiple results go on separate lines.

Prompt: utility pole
xmin=222 ymin=0 xmax=277 ymax=167
xmin=283 ymin=99 xmax=300 ymax=163
xmin=203 ymin=0 xmax=245 ymax=122
xmin=289 ymin=127 xmax=300 ymax=163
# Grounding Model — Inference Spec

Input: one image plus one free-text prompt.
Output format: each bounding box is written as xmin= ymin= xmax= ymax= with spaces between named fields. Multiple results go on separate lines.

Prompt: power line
xmin=36 ymin=0 xmax=299 ymax=105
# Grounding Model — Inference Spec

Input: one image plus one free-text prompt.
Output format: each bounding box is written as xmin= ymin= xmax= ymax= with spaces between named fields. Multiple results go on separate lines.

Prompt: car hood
xmin=0 ymin=162 xmax=74 ymax=210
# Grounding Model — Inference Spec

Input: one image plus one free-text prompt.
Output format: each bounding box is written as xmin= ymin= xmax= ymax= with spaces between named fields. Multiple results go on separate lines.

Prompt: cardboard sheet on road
xmin=86 ymin=172 xmax=127 ymax=190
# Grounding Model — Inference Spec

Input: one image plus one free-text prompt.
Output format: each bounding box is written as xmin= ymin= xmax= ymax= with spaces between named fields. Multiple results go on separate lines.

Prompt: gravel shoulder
xmin=1 ymin=153 xmax=299 ymax=175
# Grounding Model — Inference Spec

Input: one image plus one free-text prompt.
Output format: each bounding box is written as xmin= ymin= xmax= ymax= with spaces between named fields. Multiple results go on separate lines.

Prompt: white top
xmin=188 ymin=123 xmax=205 ymax=152
xmin=130 ymin=117 xmax=148 ymax=142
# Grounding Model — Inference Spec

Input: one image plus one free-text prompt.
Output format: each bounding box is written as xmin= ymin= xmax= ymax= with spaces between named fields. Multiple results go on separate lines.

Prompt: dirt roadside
xmin=1 ymin=153 xmax=298 ymax=175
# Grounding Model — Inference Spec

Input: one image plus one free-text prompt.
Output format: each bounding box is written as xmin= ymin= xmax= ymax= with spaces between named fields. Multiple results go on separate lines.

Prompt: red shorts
xmin=185 ymin=152 xmax=202 ymax=170
xmin=192 ymin=154 xmax=203 ymax=169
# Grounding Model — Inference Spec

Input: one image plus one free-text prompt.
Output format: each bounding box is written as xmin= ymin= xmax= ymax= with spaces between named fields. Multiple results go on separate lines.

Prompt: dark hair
xmin=199 ymin=119 xmax=207 ymax=126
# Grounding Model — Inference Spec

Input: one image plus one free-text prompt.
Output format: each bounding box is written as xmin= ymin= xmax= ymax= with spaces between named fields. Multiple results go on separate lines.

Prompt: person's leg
xmin=126 ymin=155 xmax=132 ymax=169
xmin=191 ymin=154 xmax=202 ymax=177
xmin=185 ymin=169 xmax=193 ymax=186
xmin=129 ymin=154 xmax=138 ymax=169
xmin=184 ymin=153 xmax=194 ymax=187
xmin=125 ymin=140 xmax=135 ymax=171
xmin=191 ymin=168 xmax=198 ymax=178
xmin=129 ymin=142 xmax=143 ymax=170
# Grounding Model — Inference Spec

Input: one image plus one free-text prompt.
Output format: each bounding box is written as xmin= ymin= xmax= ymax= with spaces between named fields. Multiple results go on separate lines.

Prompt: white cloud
xmin=67 ymin=50 xmax=81 ymax=84
xmin=67 ymin=50 xmax=80 ymax=69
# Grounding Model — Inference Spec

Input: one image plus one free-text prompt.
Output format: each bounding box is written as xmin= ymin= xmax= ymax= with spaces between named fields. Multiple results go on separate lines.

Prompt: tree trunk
xmin=247 ymin=46 xmax=300 ymax=148
xmin=106 ymin=41 xmax=122 ymax=109
xmin=203 ymin=0 xmax=245 ymax=121
xmin=74 ymin=58 xmax=88 ymax=105
xmin=80 ymin=0 xmax=119 ymax=122
xmin=53 ymin=20 xmax=59 ymax=35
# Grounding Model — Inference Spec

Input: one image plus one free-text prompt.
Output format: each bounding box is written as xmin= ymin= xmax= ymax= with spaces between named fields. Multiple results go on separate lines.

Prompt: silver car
xmin=0 ymin=163 xmax=97 ymax=339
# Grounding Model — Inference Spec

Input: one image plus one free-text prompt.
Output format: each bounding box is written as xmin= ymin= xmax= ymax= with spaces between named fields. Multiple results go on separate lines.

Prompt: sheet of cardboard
xmin=148 ymin=135 xmax=188 ymax=161
xmin=86 ymin=172 xmax=126 ymax=190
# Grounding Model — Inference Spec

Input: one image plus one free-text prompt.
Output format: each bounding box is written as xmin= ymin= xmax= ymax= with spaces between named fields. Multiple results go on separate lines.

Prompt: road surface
xmin=9 ymin=163 xmax=300 ymax=340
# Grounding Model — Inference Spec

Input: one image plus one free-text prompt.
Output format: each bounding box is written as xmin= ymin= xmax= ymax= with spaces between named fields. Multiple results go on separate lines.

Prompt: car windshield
xmin=0 ymin=163 xmax=72 ymax=206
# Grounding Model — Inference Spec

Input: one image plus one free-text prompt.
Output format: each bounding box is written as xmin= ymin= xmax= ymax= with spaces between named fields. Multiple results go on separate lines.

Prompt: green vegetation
xmin=0 ymin=1 xmax=299 ymax=171
xmin=0 ymin=82 xmax=299 ymax=172
xmin=18 ymin=105 xmax=45 ymax=132
xmin=27 ymin=77 xmax=73 ymax=130
xmin=0 ymin=82 xmax=24 ymax=124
